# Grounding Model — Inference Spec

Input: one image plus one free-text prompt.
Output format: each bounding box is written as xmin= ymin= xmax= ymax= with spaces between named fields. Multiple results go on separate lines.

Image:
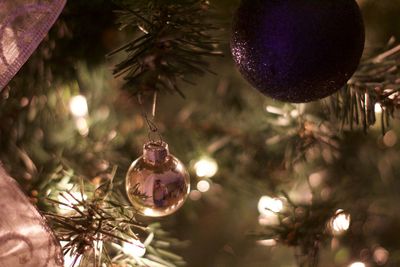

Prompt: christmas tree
xmin=1 ymin=0 xmax=400 ymax=266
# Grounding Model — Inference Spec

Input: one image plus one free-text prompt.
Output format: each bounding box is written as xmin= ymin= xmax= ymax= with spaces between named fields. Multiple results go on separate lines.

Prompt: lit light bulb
xmin=69 ymin=95 xmax=88 ymax=117
xmin=197 ymin=180 xmax=211 ymax=193
xmin=331 ymin=209 xmax=351 ymax=235
xmin=189 ymin=190 xmax=202 ymax=201
xmin=122 ymin=239 xmax=146 ymax=257
xmin=375 ymin=103 xmax=382 ymax=114
xmin=349 ymin=262 xmax=365 ymax=267
xmin=75 ymin=117 xmax=89 ymax=136
xmin=258 ymin=196 xmax=283 ymax=215
xmin=194 ymin=158 xmax=218 ymax=178
xmin=257 ymin=239 xmax=277 ymax=247
xmin=374 ymin=247 xmax=389 ymax=265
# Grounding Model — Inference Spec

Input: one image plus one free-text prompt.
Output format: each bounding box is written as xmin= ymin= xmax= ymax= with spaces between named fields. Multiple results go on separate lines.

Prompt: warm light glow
xmin=197 ymin=180 xmax=211 ymax=193
xmin=349 ymin=262 xmax=365 ymax=267
xmin=257 ymin=239 xmax=277 ymax=247
xmin=122 ymin=239 xmax=146 ymax=257
xmin=57 ymin=191 xmax=87 ymax=215
xmin=189 ymin=190 xmax=202 ymax=201
xmin=194 ymin=158 xmax=218 ymax=178
xmin=258 ymin=196 xmax=283 ymax=215
xmin=383 ymin=130 xmax=397 ymax=147
xmin=374 ymin=247 xmax=389 ymax=265
xmin=143 ymin=208 xmax=155 ymax=216
xmin=375 ymin=103 xmax=383 ymax=114
xmin=331 ymin=209 xmax=351 ymax=234
xmin=69 ymin=95 xmax=88 ymax=117
xmin=75 ymin=117 xmax=89 ymax=136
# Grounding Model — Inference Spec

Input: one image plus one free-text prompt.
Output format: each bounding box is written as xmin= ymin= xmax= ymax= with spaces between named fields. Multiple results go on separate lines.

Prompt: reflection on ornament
xmin=197 ymin=180 xmax=210 ymax=193
xmin=331 ymin=209 xmax=351 ymax=235
xmin=69 ymin=95 xmax=88 ymax=118
xmin=126 ymin=141 xmax=190 ymax=217
xmin=194 ymin=157 xmax=218 ymax=178
xmin=69 ymin=95 xmax=89 ymax=136
xmin=122 ymin=239 xmax=146 ymax=258
xmin=349 ymin=262 xmax=365 ymax=267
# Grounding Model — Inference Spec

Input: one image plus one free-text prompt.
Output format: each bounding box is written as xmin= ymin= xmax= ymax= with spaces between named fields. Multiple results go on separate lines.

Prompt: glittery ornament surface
xmin=231 ymin=0 xmax=365 ymax=103
xmin=126 ymin=142 xmax=190 ymax=217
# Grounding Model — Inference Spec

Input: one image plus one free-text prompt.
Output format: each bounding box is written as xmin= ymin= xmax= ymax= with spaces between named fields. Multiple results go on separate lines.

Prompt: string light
xmin=331 ymin=209 xmax=351 ymax=235
xmin=75 ymin=117 xmax=89 ymax=136
xmin=374 ymin=247 xmax=389 ymax=265
xmin=257 ymin=239 xmax=277 ymax=247
xmin=194 ymin=157 xmax=218 ymax=178
xmin=349 ymin=262 xmax=365 ymax=267
xmin=197 ymin=180 xmax=211 ymax=192
xmin=122 ymin=239 xmax=146 ymax=258
xmin=69 ymin=95 xmax=90 ymax=136
xmin=375 ymin=103 xmax=383 ymax=114
xmin=69 ymin=95 xmax=88 ymax=118
xmin=258 ymin=196 xmax=283 ymax=215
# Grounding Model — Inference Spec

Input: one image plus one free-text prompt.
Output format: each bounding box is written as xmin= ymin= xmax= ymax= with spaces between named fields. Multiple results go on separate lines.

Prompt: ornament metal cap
xmin=143 ymin=141 xmax=169 ymax=164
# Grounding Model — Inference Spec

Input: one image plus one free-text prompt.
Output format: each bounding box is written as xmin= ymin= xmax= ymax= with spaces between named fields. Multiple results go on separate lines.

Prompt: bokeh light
xmin=194 ymin=158 xmax=218 ymax=178
xmin=69 ymin=95 xmax=88 ymax=117
xmin=258 ymin=196 xmax=283 ymax=215
xmin=257 ymin=239 xmax=277 ymax=247
xmin=197 ymin=180 xmax=211 ymax=192
xmin=375 ymin=103 xmax=383 ymax=114
xmin=122 ymin=239 xmax=146 ymax=257
xmin=374 ymin=247 xmax=389 ymax=265
xmin=331 ymin=209 xmax=351 ymax=235
xmin=349 ymin=262 xmax=365 ymax=267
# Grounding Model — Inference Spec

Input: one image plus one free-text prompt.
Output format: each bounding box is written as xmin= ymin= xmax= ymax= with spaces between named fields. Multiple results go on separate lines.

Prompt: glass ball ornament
xmin=125 ymin=141 xmax=190 ymax=217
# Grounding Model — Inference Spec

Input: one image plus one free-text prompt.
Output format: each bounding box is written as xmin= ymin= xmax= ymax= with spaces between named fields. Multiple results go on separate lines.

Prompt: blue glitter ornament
xmin=231 ymin=0 xmax=365 ymax=103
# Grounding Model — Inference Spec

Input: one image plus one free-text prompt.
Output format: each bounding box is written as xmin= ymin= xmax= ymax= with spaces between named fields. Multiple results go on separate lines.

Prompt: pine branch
xmin=109 ymin=0 xmax=223 ymax=97
xmin=327 ymin=40 xmax=400 ymax=133
xmin=44 ymin=171 xmax=187 ymax=267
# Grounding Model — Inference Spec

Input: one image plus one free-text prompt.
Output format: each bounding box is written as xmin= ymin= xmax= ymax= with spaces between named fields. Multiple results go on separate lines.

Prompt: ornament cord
xmin=138 ymin=92 xmax=163 ymax=143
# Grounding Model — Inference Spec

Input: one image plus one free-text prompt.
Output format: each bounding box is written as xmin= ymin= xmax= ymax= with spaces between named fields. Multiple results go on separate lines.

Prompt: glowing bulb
xmin=349 ymin=262 xmax=365 ymax=267
xmin=75 ymin=117 xmax=89 ymax=136
xmin=189 ymin=190 xmax=202 ymax=201
xmin=69 ymin=95 xmax=88 ymax=117
xmin=257 ymin=239 xmax=277 ymax=247
xmin=194 ymin=158 xmax=218 ymax=178
xmin=197 ymin=180 xmax=211 ymax=193
xmin=258 ymin=196 xmax=283 ymax=215
xmin=122 ymin=239 xmax=146 ymax=257
xmin=374 ymin=247 xmax=389 ymax=265
xmin=331 ymin=209 xmax=351 ymax=234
